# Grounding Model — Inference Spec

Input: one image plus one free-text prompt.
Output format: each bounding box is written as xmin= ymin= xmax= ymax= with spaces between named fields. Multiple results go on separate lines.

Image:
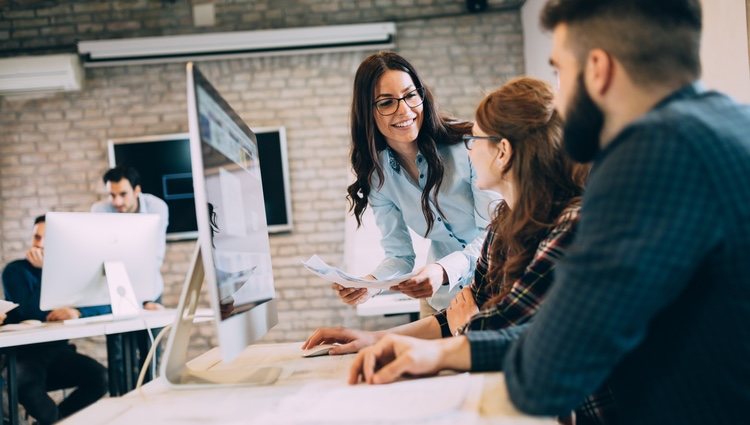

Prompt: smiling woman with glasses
xmin=373 ymin=87 xmax=425 ymax=116
xmin=328 ymin=51 xmax=500 ymax=317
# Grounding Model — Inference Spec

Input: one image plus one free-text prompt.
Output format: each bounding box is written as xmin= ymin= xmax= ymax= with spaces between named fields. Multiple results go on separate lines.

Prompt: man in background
xmin=2 ymin=215 xmax=108 ymax=425
xmin=91 ymin=165 xmax=168 ymax=309
xmin=91 ymin=165 xmax=170 ymax=395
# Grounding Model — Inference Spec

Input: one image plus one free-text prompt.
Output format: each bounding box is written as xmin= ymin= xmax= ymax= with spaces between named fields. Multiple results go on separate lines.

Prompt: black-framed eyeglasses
xmin=462 ymin=134 xmax=502 ymax=150
xmin=373 ymin=87 xmax=425 ymax=116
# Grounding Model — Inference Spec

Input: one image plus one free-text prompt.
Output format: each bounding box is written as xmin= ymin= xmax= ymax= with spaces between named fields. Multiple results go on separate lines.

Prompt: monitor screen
xmin=40 ymin=212 xmax=160 ymax=311
xmin=187 ymin=62 xmax=277 ymax=361
xmin=108 ymin=128 xmax=292 ymax=240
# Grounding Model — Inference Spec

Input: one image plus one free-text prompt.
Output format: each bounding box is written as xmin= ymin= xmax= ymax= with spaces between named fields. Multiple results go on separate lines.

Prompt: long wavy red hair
xmin=475 ymin=77 xmax=587 ymax=306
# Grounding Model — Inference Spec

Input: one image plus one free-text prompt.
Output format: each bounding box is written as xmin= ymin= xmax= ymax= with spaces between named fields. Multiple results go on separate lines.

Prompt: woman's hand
xmin=332 ymin=275 xmax=378 ymax=305
xmin=302 ymin=327 xmax=381 ymax=355
xmin=390 ymin=263 xmax=446 ymax=298
xmin=446 ymin=286 xmax=479 ymax=335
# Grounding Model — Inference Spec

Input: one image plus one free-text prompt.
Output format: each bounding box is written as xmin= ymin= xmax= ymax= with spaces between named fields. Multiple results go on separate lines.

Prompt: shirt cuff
xmin=466 ymin=330 xmax=516 ymax=372
xmin=435 ymin=251 xmax=472 ymax=291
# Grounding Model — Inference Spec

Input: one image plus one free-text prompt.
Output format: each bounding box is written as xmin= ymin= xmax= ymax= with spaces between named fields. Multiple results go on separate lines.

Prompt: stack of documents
xmin=302 ymin=255 xmax=415 ymax=290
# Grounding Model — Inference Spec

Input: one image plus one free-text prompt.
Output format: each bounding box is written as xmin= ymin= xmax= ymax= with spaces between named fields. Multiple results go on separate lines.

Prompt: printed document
xmin=302 ymin=255 xmax=415 ymax=289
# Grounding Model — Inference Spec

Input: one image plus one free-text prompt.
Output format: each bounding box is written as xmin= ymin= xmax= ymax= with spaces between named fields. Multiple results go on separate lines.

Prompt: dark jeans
xmin=106 ymin=328 xmax=162 ymax=396
xmin=16 ymin=342 xmax=107 ymax=425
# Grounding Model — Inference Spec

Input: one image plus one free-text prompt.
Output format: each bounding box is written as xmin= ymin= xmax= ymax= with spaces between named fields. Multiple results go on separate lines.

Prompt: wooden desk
xmin=62 ymin=342 xmax=555 ymax=425
xmin=0 ymin=310 xmax=176 ymax=425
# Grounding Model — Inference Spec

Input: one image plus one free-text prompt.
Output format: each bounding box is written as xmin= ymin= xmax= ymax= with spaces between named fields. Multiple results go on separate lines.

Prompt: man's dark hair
xmin=541 ymin=0 xmax=702 ymax=86
xmin=102 ymin=165 xmax=141 ymax=188
xmin=34 ymin=215 xmax=46 ymax=225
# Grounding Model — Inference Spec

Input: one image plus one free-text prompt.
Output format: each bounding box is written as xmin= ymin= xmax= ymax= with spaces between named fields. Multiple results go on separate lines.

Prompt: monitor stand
xmin=162 ymin=245 xmax=281 ymax=388
xmin=103 ymin=261 xmax=141 ymax=319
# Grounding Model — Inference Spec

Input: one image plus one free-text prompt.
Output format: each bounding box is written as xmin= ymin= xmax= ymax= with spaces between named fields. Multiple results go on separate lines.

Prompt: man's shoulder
xmin=638 ymin=89 xmax=750 ymax=145
xmin=2 ymin=259 xmax=31 ymax=278
xmin=91 ymin=200 xmax=114 ymax=213
xmin=141 ymin=193 xmax=167 ymax=208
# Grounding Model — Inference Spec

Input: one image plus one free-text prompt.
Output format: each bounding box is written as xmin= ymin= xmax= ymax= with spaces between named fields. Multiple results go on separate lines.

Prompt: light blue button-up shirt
xmin=369 ymin=142 xmax=500 ymax=310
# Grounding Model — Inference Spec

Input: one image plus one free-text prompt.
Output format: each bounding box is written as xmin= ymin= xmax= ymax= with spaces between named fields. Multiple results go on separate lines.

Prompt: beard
xmin=562 ymin=73 xmax=605 ymax=163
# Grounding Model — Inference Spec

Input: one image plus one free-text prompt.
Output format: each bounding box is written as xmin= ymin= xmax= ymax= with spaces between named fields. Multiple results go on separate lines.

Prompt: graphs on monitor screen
xmin=108 ymin=127 xmax=292 ymax=239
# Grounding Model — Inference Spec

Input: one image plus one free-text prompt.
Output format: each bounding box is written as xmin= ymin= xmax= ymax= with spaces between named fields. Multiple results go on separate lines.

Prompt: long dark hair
xmin=346 ymin=51 xmax=471 ymax=236
xmin=475 ymin=77 xmax=587 ymax=305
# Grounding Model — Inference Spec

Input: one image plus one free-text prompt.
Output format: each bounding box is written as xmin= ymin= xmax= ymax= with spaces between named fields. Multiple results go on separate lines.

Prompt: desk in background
xmin=0 ymin=310 xmax=175 ymax=425
xmin=356 ymin=291 xmax=420 ymax=322
xmin=63 ymin=342 xmax=556 ymax=425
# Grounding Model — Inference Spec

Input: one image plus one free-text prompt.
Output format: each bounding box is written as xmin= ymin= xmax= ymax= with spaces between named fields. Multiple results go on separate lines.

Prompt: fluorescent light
xmin=78 ymin=22 xmax=396 ymax=67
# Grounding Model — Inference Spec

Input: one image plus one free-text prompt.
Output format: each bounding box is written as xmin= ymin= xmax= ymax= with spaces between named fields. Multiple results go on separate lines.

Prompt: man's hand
xmin=446 ymin=286 xmax=479 ymax=335
xmin=143 ymin=301 xmax=164 ymax=311
xmin=302 ymin=327 xmax=381 ymax=355
xmin=25 ymin=247 xmax=44 ymax=269
xmin=0 ymin=311 xmax=6 ymax=325
xmin=390 ymin=263 xmax=446 ymax=299
xmin=46 ymin=307 xmax=81 ymax=322
xmin=349 ymin=334 xmax=471 ymax=385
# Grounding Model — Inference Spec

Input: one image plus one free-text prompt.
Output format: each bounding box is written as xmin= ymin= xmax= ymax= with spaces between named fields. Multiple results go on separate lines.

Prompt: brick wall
xmin=0 ymin=3 xmax=525 ymax=366
xmin=0 ymin=0 xmax=522 ymax=56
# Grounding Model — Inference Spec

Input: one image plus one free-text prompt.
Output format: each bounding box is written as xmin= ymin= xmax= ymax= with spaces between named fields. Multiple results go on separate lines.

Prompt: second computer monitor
xmin=187 ymin=62 xmax=277 ymax=362
xmin=40 ymin=212 xmax=160 ymax=312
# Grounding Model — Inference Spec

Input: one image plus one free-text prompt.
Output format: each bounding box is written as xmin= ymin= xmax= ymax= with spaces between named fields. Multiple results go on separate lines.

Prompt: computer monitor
xmin=40 ymin=212 xmax=161 ymax=317
xmin=163 ymin=62 xmax=278 ymax=383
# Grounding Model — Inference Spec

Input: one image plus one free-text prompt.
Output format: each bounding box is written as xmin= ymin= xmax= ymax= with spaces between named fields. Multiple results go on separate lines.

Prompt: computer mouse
xmin=20 ymin=319 xmax=42 ymax=326
xmin=301 ymin=343 xmax=338 ymax=358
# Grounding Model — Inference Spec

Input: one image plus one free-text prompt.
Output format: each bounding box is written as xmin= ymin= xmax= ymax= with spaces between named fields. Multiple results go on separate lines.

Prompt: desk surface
xmin=63 ymin=342 xmax=555 ymax=425
xmin=0 ymin=309 xmax=176 ymax=348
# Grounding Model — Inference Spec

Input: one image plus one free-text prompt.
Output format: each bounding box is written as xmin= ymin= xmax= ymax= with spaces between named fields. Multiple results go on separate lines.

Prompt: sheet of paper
xmin=254 ymin=373 xmax=481 ymax=425
xmin=0 ymin=299 xmax=18 ymax=315
xmin=302 ymin=255 xmax=416 ymax=289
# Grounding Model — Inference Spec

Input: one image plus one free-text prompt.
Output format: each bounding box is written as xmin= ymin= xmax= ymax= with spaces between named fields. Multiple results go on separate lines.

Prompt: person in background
xmin=337 ymin=51 xmax=499 ymax=316
xmin=91 ymin=165 xmax=169 ymax=394
xmin=347 ymin=1 xmax=750 ymax=424
xmin=91 ymin=165 xmax=168 ymax=309
xmin=2 ymin=215 xmax=108 ymax=425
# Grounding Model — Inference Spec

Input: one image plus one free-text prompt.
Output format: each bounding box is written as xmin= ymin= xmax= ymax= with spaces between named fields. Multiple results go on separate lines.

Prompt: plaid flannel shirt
xmin=495 ymin=84 xmax=750 ymax=425
xmin=434 ymin=201 xmax=616 ymax=423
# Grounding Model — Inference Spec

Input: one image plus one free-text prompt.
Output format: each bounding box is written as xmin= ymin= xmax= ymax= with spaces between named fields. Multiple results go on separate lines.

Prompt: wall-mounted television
xmin=107 ymin=128 xmax=293 ymax=240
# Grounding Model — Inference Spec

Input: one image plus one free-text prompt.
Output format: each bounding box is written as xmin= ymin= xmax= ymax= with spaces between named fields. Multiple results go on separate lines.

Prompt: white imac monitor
xmin=40 ymin=212 xmax=160 ymax=317
xmin=164 ymin=62 xmax=277 ymax=377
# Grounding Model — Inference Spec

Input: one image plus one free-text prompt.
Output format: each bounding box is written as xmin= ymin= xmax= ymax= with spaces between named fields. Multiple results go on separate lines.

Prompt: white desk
xmin=356 ymin=292 xmax=420 ymax=321
xmin=63 ymin=342 xmax=555 ymax=425
xmin=0 ymin=310 xmax=176 ymax=425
